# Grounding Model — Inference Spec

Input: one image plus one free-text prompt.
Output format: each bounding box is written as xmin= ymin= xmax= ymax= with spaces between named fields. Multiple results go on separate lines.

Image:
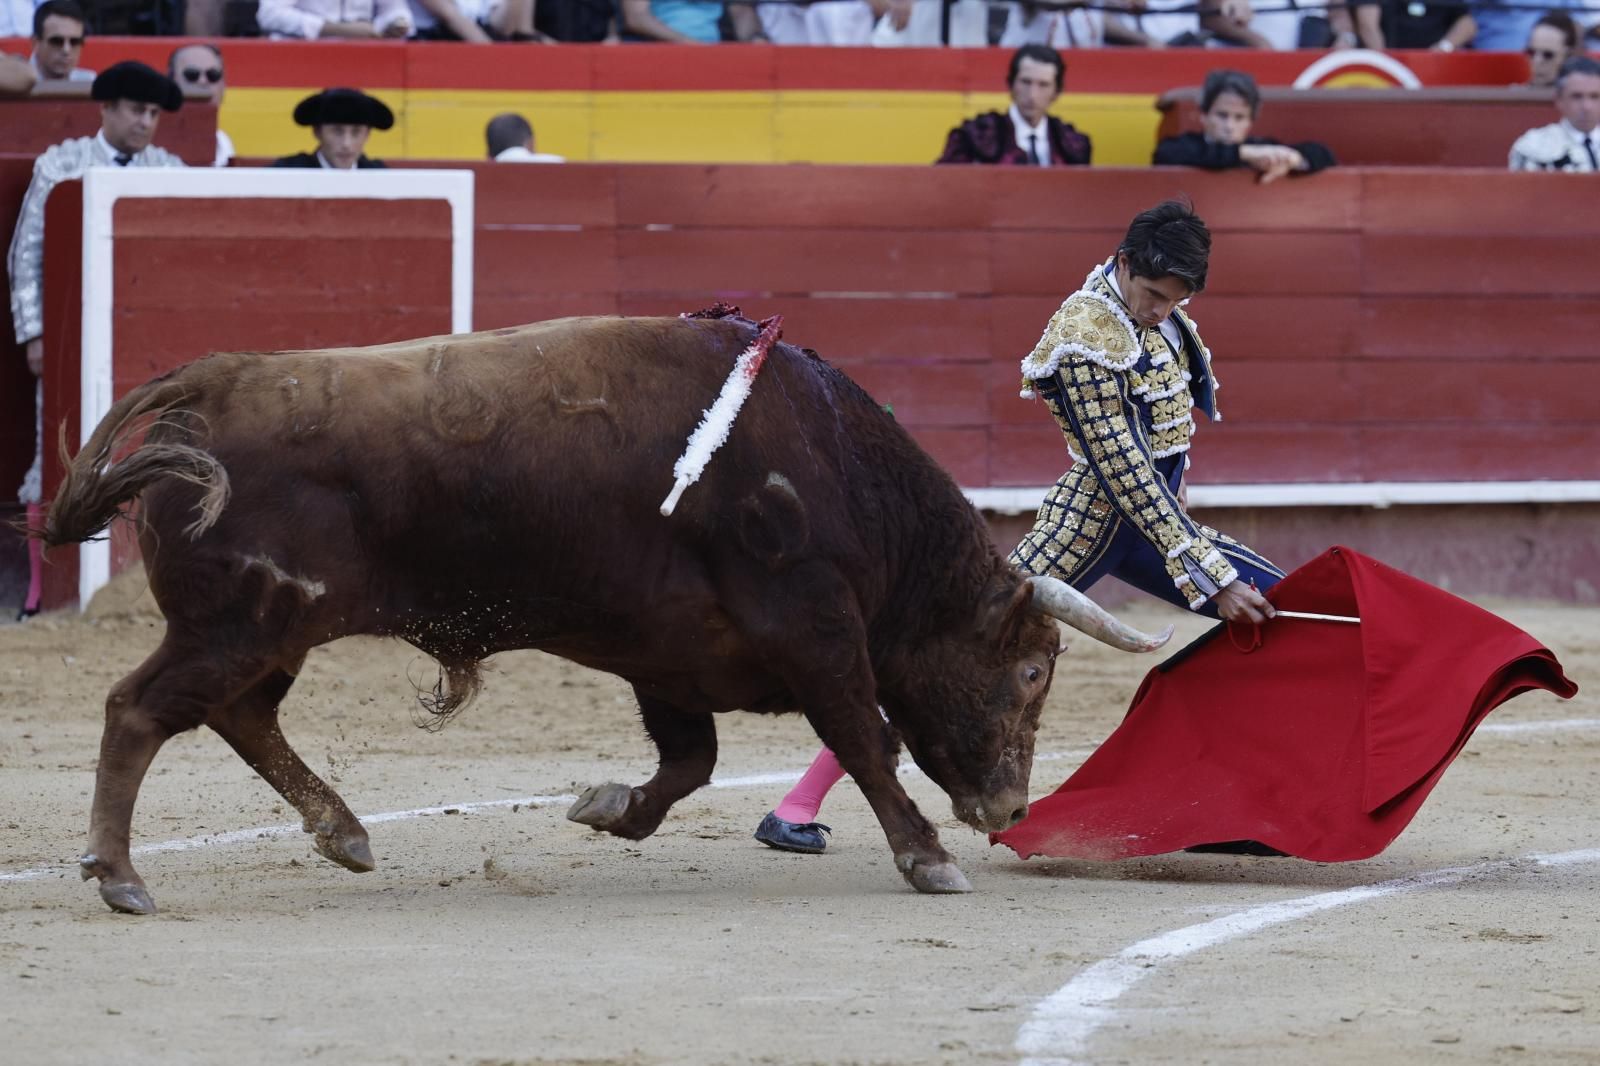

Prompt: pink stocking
xmin=774 ymin=747 xmax=847 ymax=824
xmin=23 ymin=503 xmax=43 ymax=612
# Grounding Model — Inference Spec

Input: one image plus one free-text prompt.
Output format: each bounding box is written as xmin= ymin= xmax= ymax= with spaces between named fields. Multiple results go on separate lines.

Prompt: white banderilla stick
xmin=660 ymin=315 xmax=784 ymax=517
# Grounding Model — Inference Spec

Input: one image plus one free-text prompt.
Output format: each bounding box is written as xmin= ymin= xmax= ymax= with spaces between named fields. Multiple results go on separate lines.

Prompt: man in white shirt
xmin=167 ymin=43 xmax=234 ymax=167
xmin=29 ymin=0 xmax=94 ymax=83
xmin=256 ymin=0 xmax=412 ymax=39
xmin=1510 ymin=56 xmax=1600 ymax=172
xmin=7 ymin=60 xmax=185 ymax=620
xmin=486 ymin=113 xmax=565 ymax=163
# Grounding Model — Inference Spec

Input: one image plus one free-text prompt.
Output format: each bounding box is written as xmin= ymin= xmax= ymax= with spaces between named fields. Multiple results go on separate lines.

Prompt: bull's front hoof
xmin=313 ymin=831 xmax=375 ymax=873
xmin=566 ymin=783 xmax=641 ymax=833
xmin=99 ymin=880 xmax=158 ymax=915
xmin=901 ymin=858 xmax=974 ymax=895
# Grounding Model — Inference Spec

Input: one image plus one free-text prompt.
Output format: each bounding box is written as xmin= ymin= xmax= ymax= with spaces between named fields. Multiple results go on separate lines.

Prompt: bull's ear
xmin=980 ymin=575 xmax=1035 ymax=649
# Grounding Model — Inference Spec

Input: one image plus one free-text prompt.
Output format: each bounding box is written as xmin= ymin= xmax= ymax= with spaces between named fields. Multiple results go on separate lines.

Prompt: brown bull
xmin=42 ymin=312 xmax=1170 ymax=915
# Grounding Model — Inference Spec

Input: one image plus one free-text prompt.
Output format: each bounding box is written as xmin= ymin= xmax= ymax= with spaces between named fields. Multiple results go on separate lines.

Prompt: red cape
xmin=994 ymin=547 xmax=1578 ymax=863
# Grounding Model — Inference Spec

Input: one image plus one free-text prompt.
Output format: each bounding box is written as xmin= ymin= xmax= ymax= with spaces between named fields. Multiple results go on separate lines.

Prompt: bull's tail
xmin=38 ymin=373 xmax=230 ymax=548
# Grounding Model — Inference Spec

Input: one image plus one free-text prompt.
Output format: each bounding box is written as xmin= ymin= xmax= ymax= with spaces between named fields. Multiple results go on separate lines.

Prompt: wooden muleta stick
xmin=1273 ymin=610 xmax=1361 ymax=623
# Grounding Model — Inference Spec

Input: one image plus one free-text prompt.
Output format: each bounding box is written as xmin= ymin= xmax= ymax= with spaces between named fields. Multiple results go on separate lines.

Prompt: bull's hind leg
xmin=206 ymin=670 xmax=373 ymax=873
xmin=81 ymin=638 xmax=261 ymax=915
xmin=567 ymin=690 xmax=717 ymax=840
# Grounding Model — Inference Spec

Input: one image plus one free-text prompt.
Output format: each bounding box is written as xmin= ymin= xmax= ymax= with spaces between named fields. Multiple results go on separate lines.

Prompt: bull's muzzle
xmin=953 ymin=790 xmax=1030 ymax=833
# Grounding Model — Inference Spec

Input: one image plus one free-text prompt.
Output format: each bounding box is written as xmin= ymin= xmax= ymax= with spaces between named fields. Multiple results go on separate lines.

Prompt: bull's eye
xmin=1023 ymin=664 xmax=1043 ymax=685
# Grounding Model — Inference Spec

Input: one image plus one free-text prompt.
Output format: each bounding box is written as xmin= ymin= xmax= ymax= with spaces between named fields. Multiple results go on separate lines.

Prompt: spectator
xmin=621 ymin=0 xmax=764 ymax=42
xmin=167 ymin=43 xmax=234 ymax=167
xmin=1154 ymin=70 xmax=1335 ymax=182
xmin=1 ymin=0 xmax=30 ymax=39
xmin=487 ymin=112 xmax=565 ymax=162
xmin=1 ymin=53 xmax=37 ymax=97
xmin=258 ymin=0 xmax=412 ymax=38
xmin=1475 ymin=0 xmax=1586 ymax=52
xmin=1343 ymin=0 xmax=1475 ymax=50
xmin=406 ymin=0 xmax=537 ymax=40
xmin=1201 ymin=0 xmax=1302 ymax=48
xmin=534 ymin=0 xmax=619 ymax=40
xmin=999 ymin=0 xmax=1168 ymax=48
xmin=936 ymin=44 xmax=1090 ymax=166
xmin=757 ymin=0 xmax=910 ymax=44
xmin=272 ymin=88 xmax=393 ymax=169
xmin=1509 ymin=56 xmax=1600 ymax=170
xmin=1526 ymin=13 xmax=1580 ymax=89
xmin=6 ymin=61 xmax=185 ymax=621
xmin=30 ymin=0 xmax=92 ymax=84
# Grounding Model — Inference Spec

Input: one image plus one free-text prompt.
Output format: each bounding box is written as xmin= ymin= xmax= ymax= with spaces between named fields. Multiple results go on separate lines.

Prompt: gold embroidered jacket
xmin=1018 ymin=262 xmax=1238 ymax=608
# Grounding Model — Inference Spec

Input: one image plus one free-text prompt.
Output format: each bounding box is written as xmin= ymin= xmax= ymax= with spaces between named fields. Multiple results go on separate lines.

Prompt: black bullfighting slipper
xmin=754 ymin=811 xmax=831 ymax=854
xmin=1183 ymin=840 xmax=1289 ymax=857
xmin=15 ymin=605 xmax=39 ymax=622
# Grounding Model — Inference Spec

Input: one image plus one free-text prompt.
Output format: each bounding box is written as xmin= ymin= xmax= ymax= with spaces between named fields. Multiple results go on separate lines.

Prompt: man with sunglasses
xmin=7 ymin=61 xmax=185 ymax=620
xmin=29 ymin=0 xmax=93 ymax=84
xmin=1511 ymin=56 xmax=1600 ymax=172
xmin=168 ymin=43 xmax=233 ymax=167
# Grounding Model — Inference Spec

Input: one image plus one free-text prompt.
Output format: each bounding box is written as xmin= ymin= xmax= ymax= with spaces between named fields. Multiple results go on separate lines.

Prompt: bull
xmin=40 ymin=310 xmax=1170 ymax=915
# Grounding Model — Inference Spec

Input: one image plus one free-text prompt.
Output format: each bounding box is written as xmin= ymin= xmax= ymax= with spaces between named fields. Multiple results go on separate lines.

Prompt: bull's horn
xmin=1028 ymin=575 xmax=1174 ymax=653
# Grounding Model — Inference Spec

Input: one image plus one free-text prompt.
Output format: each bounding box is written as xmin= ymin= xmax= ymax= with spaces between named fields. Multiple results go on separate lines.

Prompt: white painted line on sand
xmin=1477 ymin=717 xmax=1600 ymax=735
xmin=1015 ymin=846 xmax=1600 ymax=1066
xmin=2 ymin=718 xmax=1590 ymax=887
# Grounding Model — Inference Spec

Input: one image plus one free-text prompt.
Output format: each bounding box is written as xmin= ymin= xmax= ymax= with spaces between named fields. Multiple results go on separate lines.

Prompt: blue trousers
xmin=1010 ymin=454 xmax=1285 ymax=619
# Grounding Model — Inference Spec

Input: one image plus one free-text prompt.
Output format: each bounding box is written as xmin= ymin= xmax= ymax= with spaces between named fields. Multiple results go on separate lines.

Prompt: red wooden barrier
xmin=1156 ymin=88 xmax=1554 ymax=168
xmin=9 ymin=160 xmax=1600 ymax=607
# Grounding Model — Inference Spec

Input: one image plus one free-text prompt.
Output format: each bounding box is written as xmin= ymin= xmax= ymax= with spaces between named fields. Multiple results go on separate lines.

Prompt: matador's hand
xmin=1212 ymin=579 xmax=1275 ymax=624
xmin=26 ymin=338 xmax=43 ymax=376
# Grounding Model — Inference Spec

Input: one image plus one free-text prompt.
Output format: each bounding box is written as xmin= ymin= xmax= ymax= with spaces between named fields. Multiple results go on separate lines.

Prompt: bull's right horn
xmin=1029 ymin=576 xmax=1174 ymax=653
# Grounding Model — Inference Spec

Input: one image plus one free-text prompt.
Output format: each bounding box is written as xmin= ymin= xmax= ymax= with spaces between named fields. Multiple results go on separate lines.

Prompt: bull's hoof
xmin=99 ymin=880 xmax=158 ymax=915
xmin=901 ymin=858 xmax=974 ymax=895
xmin=566 ymin=783 xmax=641 ymax=832
xmin=313 ymin=831 xmax=375 ymax=873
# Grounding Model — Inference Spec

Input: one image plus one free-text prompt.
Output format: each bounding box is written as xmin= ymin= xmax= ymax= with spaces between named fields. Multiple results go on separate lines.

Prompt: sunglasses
xmin=43 ymin=34 xmax=84 ymax=47
xmin=182 ymin=67 xmax=224 ymax=84
xmin=1526 ymin=48 xmax=1560 ymax=60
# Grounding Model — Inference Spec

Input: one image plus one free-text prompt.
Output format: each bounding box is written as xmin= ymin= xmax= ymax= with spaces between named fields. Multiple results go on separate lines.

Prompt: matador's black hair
xmin=1118 ymin=199 xmax=1210 ymax=295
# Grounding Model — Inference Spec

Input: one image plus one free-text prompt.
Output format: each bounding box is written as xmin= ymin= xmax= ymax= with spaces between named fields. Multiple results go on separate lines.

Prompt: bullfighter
xmin=754 ymin=199 xmax=1284 ymax=853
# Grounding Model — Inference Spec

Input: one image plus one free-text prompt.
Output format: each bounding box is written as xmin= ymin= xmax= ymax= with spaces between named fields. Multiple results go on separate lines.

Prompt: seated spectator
xmin=1 ymin=0 xmax=30 ymax=39
xmin=167 ymin=44 xmax=234 ymax=167
xmin=406 ymin=0 xmax=536 ymax=41
xmin=1475 ymin=0 xmax=1585 ymax=52
xmin=936 ymin=44 xmax=1090 ymax=166
xmin=1154 ymin=70 xmax=1335 ymax=182
xmin=1343 ymin=0 xmax=1475 ymax=50
xmin=534 ymin=0 xmax=618 ymax=40
xmin=1 ymin=53 xmax=37 ymax=97
xmin=1202 ymin=0 xmax=1302 ymax=48
xmin=998 ymin=0 xmax=1168 ymax=49
xmin=1526 ymin=13 xmax=1580 ymax=89
xmin=487 ymin=113 xmax=565 ymax=162
xmin=1509 ymin=56 xmax=1600 ymax=171
xmin=758 ymin=0 xmax=908 ymax=44
xmin=272 ymin=88 xmax=394 ymax=170
xmin=29 ymin=1 xmax=92 ymax=84
xmin=258 ymin=0 xmax=412 ymax=38
xmin=621 ymin=0 xmax=763 ymax=42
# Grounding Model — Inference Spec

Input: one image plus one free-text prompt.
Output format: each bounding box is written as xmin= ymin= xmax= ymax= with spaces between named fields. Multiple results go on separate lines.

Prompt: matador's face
xmin=1114 ymin=255 xmax=1194 ymax=330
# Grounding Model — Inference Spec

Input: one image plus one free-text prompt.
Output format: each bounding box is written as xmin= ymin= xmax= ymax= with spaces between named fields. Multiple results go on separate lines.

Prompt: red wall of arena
xmin=6 ymin=162 xmax=1599 ymax=606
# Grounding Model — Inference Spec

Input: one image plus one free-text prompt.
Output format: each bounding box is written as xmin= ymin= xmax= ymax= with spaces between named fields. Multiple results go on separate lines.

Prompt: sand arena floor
xmin=1 ymin=570 xmax=1595 ymax=1065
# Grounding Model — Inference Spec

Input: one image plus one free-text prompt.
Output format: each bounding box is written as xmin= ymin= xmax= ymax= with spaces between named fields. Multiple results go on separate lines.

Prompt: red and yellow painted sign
xmin=6 ymin=40 xmax=1531 ymax=166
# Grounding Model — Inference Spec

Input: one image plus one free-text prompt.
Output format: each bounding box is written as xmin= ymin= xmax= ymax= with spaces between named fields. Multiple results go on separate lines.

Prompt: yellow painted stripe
xmin=222 ymin=89 xmax=1163 ymax=166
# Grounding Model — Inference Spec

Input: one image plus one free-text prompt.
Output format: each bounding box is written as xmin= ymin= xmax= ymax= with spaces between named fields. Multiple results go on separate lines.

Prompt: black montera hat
xmin=292 ymin=88 xmax=395 ymax=131
xmin=91 ymin=61 xmax=183 ymax=112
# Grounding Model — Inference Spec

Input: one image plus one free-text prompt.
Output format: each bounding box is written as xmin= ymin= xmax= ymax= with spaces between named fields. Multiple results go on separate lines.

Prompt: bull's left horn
xmin=1029 ymin=576 xmax=1173 ymax=653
